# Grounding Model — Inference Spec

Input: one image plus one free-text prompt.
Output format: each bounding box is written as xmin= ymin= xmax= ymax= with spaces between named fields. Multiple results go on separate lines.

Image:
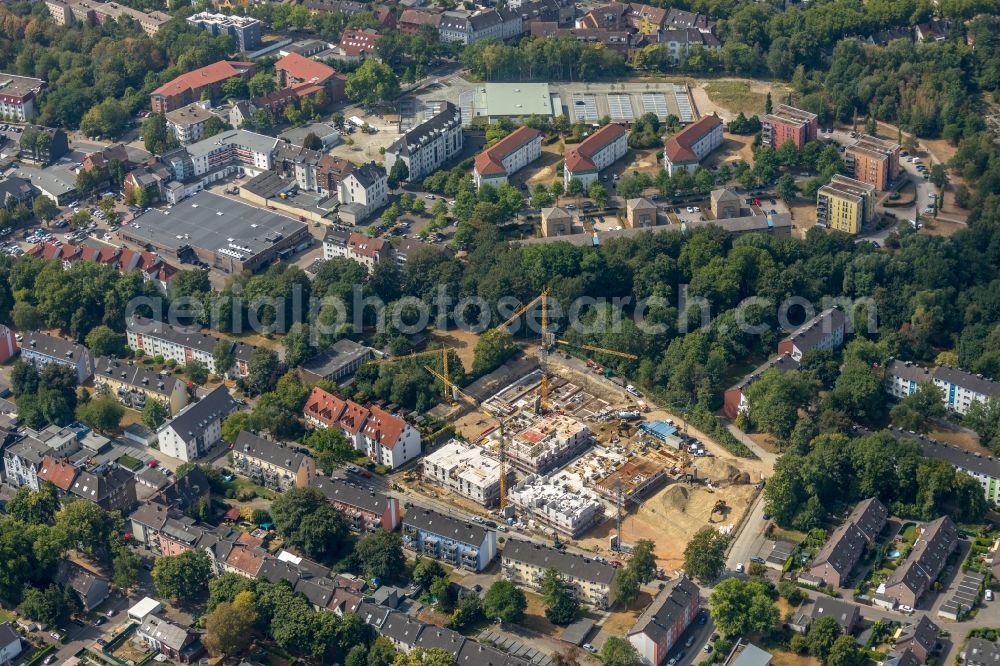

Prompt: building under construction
xmin=421 ymin=439 xmax=514 ymax=507
xmin=506 ymin=470 xmax=605 ymax=538
xmin=593 ymin=458 xmax=668 ymax=505
xmin=501 ymin=413 xmax=593 ymax=475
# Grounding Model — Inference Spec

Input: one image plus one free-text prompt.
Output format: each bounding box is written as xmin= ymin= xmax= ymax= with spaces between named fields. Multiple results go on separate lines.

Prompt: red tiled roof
xmin=152 ymin=61 xmax=254 ymax=98
xmin=276 ymin=53 xmax=337 ymax=86
xmin=225 ymin=545 xmax=267 ymax=576
xmin=337 ymin=400 xmax=370 ymax=435
xmin=663 ymin=114 xmax=722 ymax=162
xmin=363 ymin=405 xmax=406 ymax=449
xmin=41 ymin=243 xmax=62 ymax=260
xmin=347 ymin=232 xmax=387 ymax=259
xmin=38 ymin=455 xmax=78 ymax=491
xmin=565 ymin=123 xmax=627 ymax=173
xmin=338 ymin=30 xmax=381 ymax=57
xmin=399 ymin=9 xmax=441 ymax=27
xmin=305 ymin=386 xmax=348 ymax=426
xmin=475 ymin=126 xmax=542 ymax=177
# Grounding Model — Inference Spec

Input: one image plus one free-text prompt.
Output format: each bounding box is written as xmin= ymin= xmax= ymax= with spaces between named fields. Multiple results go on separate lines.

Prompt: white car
xmin=693 ymin=206 xmax=701 ymax=212
xmin=735 ymin=562 xmax=745 ymax=573
xmin=987 ymin=589 xmax=994 ymax=601
xmin=686 ymin=206 xmax=694 ymax=213
xmin=583 ymin=644 xmax=597 ymax=653
xmin=899 ymin=605 xmax=914 ymax=614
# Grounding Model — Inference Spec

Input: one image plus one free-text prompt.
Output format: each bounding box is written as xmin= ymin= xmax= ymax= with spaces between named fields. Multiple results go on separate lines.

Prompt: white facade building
xmin=885 ymin=360 xmax=1000 ymax=415
xmin=421 ymin=440 xmax=511 ymax=506
xmin=663 ymin=115 xmax=724 ymax=176
xmin=384 ymin=103 xmax=463 ymax=182
xmin=337 ymin=162 xmax=389 ymax=223
xmin=156 ymin=386 xmax=238 ymax=462
xmin=564 ymin=123 xmax=628 ymax=189
xmin=473 ymin=126 xmax=542 ymax=189
xmin=506 ymin=470 xmax=604 ymax=538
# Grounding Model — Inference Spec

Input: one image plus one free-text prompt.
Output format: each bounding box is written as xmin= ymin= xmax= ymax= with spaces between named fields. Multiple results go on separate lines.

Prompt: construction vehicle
xmin=366 ymin=348 xmax=454 ymax=403
xmin=422 ymin=365 xmax=511 ymax=511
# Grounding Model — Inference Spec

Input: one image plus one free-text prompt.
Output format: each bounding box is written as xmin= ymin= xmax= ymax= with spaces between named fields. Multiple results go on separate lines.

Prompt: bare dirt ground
xmin=429 ymin=329 xmax=479 ymax=371
xmin=576 ymin=476 xmax=756 ymax=572
xmin=748 ymin=432 xmax=781 ymax=454
xmin=692 ymin=79 xmax=793 ymax=121
xmin=705 ymin=134 xmax=754 ymax=169
xmin=452 ymin=410 xmax=501 ymax=441
xmin=771 ymin=653 xmax=822 ymax=666
xmin=212 ymin=329 xmax=283 ymax=352
xmin=522 ymin=591 xmax=561 ymax=636
xmin=927 ymin=424 xmax=989 ymax=455
xmin=601 ymin=589 xmax=654 ymax=636
xmin=525 ymin=142 xmax=566 ymax=188
xmin=788 ymin=201 xmax=818 ymax=238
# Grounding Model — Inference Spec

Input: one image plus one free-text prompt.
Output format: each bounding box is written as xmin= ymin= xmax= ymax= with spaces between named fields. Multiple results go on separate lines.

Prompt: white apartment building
xmin=0 ymin=73 xmax=45 ymax=121
xmin=506 ymin=471 xmax=604 ymax=538
xmin=501 ymin=538 xmax=617 ymax=609
xmin=184 ymin=129 xmax=276 ymax=184
xmin=421 ymin=440 xmax=511 ymax=506
xmin=126 ymin=316 xmax=256 ymax=378
xmin=437 ymin=8 xmax=522 ymax=44
xmin=156 ymin=386 xmax=238 ymax=462
xmin=165 ymin=103 xmax=214 ymax=145
xmin=384 ymin=102 xmax=463 ymax=182
xmin=885 ymin=359 xmax=1000 ymax=415
xmin=895 ymin=427 xmax=1000 ymax=503
xmin=505 ymin=413 xmax=593 ymax=474
xmin=337 ymin=162 xmax=389 ymax=224
xmin=564 ymin=123 xmax=628 ymax=189
xmin=473 ymin=126 xmax=542 ymax=189
xmin=663 ymin=114 xmax=724 ymax=175
xmin=322 ymin=227 xmax=351 ymax=260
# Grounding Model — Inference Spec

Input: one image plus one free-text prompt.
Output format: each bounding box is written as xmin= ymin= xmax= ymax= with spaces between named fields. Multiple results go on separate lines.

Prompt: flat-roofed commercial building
xmin=816 ymin=174 xmax=876 ymax=234
xmin=761 ymin=104 xmax=818 ymax=150
xmin=845 ymin=134 xmax=900 ymax=191
xmin=459 ymin=82 xmax=557 ymax=126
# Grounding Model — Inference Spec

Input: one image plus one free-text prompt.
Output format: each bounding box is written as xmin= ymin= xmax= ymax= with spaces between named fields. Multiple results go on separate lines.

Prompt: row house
xmin=17 ymin=330 xmax=93 ymax=383
xmin=402 ymin=506 xmax=497 ymax=571
xmin=501 ymin=538 xmax=617 ymax=609
xmin=67 ymin=464 xmax=138 ymax=513
xmin=627 ymin=578 xmax=700 ymax=666
xmin=126 ymin=315 xmax=258 ymax=378
xmin=398 ymin=9 xmax=442 ymax=35
xmin=663 ymin=114 xmax=723 ymax=176
xmin=807 ymin=497 xmax=888 ymax=587
xmin=893 ymin=427 xmax=1000 ymax=503
xmin=879 ymin=516 xmax=958 ymax=608
xmin=5 ymin=432 xmax=81 ymax=491
xmin=232 ymin=430 xmax=314 ymax=491
xmin=31 ymin=241 xmax=179 ymax=296
xmin=438 ymin=8 xmax=523 ymax=44
xmin=385 ymin=102 xmax=463 ymax=182
xmin=310 ymin=477 xmax=401 ymax=532
xmin=777 ymin=307 xmax=849 ymax=362
xmin=93 ymin=356 xmax=188 ymax=415
xmin=564 ymin=123 xmax=629 ymax=189
xmin=156 ymin=385 xmax=239 ymax=462
xmin=473 ymin=126 xmax=543 ymax=189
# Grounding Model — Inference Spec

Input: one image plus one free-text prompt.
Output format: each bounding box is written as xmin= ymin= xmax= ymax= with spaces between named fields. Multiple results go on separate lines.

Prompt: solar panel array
xmin=673 ymin=84 xmax=694 ymax=122
xmin=641 ymin=93 xmax=668 ymax=120
xmin=572 ymin=93 xmax=598 ymax=122
xmin=606 ymin=94 xmax=634 ymax=121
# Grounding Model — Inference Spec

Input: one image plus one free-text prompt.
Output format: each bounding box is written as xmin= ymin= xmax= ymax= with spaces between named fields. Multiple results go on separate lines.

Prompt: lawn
xmin=116 ymin=454 xmax=143 ymax=471
xmin=704 ymin=81 xmax=765 ymax=114
xmin=229 ymin=477 xmax=277 ymax=501
xmin=520 ymin=591 xmax=560 ymax=637
xmin=0 ymin=609 xmax=15 ymax=624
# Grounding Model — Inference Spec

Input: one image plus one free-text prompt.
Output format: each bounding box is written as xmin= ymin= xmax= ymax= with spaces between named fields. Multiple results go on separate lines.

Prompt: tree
xmin=708 ymin=578 xmax=779 ymax=637
xmin=430 ymin=576 xmax=455 ymax=613
xmin=615 ymin=567 xmax=640 ymax=608
xmin=302 ymin=132 xmax=323 ymax=151
xmin=930 ymin=163 xmax=948 ymax=190
xmin=153 ymin=550 xmax=212 ymax=602
xmin=11 ymin=360 xmax=40 ymax=396
xmin=7 ymin=484 xmax=60 ymax=525
xmin=566 ymin=178 xmax=583 ymax=197
xmin=743 ymin=369 xmax=817 ymax=440
xmin=204 ymin=591 xmax=257 ymax=657
xmin=775 ymin=173 xmax=798 ymax=201
xmin=541 ymin=568 xmax=580 ymax=625
xmin=246 ymin=348 xmax=279 ymax=395
xmin=531 ymin=183 xmax=554 ymax=208
xmin=600 ymin=637 xmax=642 ymax=666
xmin=346 ymin=60 xmax=400 ymax=106
xmin=212 ymin=341 xmax=236 ymax=377
xmin=20 ymin=585 xmax=80 ymax=628
xmin=683 ymin=528 xmax=729 ymax=582
xmin=202 ymin=116 xmax=228 ymax=140
xmin=11 ymin=303 xmax=43 ymax=333
xmin=304 ymin=427 xmax=356 ymax=474
xmin=388 ymin=160 xmax=409 ymax=188
xmin=355 ymin=529 xmax=405 ymax=582
xmin=806 ymin=616 xmax=841 ymax=660
xmin=112 ymin=545 xmax=139 ymax=592
xmin=765 ymin=92 xmax=773 ymax=114
xmin=588 ymin=182 xmax=609 ymax=208
xmin=185 ymin=360 xmax=209 ymax=385
xmin=33 ymin=196 xmax=60 ymax=225
xmin=412 ymin=558 xmax=447 ymax=588
xmin=482 ymin=580 xmax=527 ymax=624
xmin=628 ymin=539 xmax=657 ymax=583
xmin=392 ymin=648 xmax=454 ymax=666
xmin=141 ymin=114 xmax=173 ymax=155
xmin=826 ymin=635 xmax=864 ymax=666
xmin=889 ymin=382 xmax=945 ymax=433
xmin=85 ymin=325 xmax=126 ymax=357
xmin=221 ymin=412 xmax=250 ymax=444
xmin=75 ymin=396 xmax=124 ymax=433
xmin=248 ymin=71 xmax=277 ymax=98
xmin=271 ymin=488 xmax=349 ymax=560
xmin=222 ymin=76 xmax=249 ymax=100
xmin=142 ymin=399 xmax=169 ymax=430
xmin=472 ymin=329 xmax=518 ymax=376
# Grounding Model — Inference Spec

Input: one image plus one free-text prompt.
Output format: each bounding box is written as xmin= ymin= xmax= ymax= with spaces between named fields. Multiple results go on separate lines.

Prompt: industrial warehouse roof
xmin=125 ymin=191 xmax=307 ymax=258
xmin=478 ymin=83 xmax=555 ymax=118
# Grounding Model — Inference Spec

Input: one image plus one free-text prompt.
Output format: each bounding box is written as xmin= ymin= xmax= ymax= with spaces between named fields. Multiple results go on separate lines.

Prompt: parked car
xmin=583 ymin=644 xmax=597 ymax=654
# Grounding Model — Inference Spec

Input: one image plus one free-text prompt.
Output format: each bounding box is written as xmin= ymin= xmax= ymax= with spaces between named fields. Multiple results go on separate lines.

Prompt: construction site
xmin=392 ymin=288 xmax=760 ymax=567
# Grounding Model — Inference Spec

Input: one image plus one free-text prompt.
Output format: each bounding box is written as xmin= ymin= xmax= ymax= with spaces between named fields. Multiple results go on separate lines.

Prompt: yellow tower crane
xmin=366 ymin=348 xmax=453 ymax=402
xmin=495 ymin=288 xmax=552 ymax=409
xmin=556 ymin=340 xmax=639 ymax=359
xmin=422 ymin=364 xmax=511 ymax=511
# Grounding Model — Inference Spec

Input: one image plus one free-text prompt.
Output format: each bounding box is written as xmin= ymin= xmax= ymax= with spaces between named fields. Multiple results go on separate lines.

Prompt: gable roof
xmin=565 ymin=123 xmax=627 ymax=173
xmin=362 ymin=405 xmax=408 ymax=448
xmin=628 ymin=577 xmax=699 ymax=642
xmin=663 ymin=115 xmax=722 ymax=163
xmin=38 ymin=454 xmax=78 ymax=491
xmin=404 ymin=506 xmax=490 ymax=546
xmin=276 ymin=52 xmax=337 ymax=85
xmin=337 ymin=30 xmax=380 ymax=57
xmin=780 ymin=307 xmax=848 ymax=353
xmin=160 ymin=385 xmax=238 ymax=444
xmin=152 ymin=61 xmax=254 ymax=98
xmin=810 ymin=597 xmax=859 ymax=631
xmin=233 ymin=430 xmax=308 ymax=473
xmin=475 ymin=126 xmax=542 ymax=177
xmin=502 ymin=538 xmax=615 ymax=585
xmin=810 ymin=521 xmax=866 ymax=577
xmin=311 ymin=477 xmax=392 ymax=516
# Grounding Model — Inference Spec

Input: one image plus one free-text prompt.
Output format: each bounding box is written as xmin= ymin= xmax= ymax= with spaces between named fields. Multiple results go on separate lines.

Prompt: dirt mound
xmin=664 ymin=485 xmax=689 ymax=512
xmin=695 ymin=457 xmax=750 ymax=486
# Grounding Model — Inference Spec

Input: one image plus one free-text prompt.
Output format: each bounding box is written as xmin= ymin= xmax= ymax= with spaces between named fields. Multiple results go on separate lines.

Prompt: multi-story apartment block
xmin=186 ymin=12 xmax=262 ymax=51
xmin=94 ymin=356 xmax=188 ymax=415
xmin=322 ymin=227 xmax=352 ymax=261
xmin=310 ymin=477 xmax=401 ymax=532
xmin=126 ymin=316 xmax=257 ymax=378
xmin=473 ymin=127 xmax=542 ymax=189
xmin=777 ymin=308 xmax=848 ymax=362
xmin=663 ymin=114 xmax=723 ymax=176
xmin=845 ymin=134 xmax=900 ymax=191
xmin=333 ymin=30 xmax=381 ymax=62
xmin=165 ymin=103 xmax=215 ymax=145
xmin=628 ymin=578 xmax=700 ymax=665
xmin=4 ymin=427 xmax=82 ymax=491
xmin=182 ymin=129 xmax=276 ymax=183
xmin=232 ymin=431 xmax=314 ymax=491
xmin=438 ymin=8 xmax=523 ymax=44
xmin=338 ymin=162 xmax=389 ymax=224
xmin=894 ymin=428 xmax=1000 ymax=503
xmin=564 ymin=123 xmax=628 ymax=189
xmin=506 ymin=413 xmax=592 ymax=474
xmin=502 ymin=538 xmax=617 ymax=609
xmin=723 ymin=353 xmax=800 ymax=420
xmin=760 ymin=104 xmax=818 ymax=150
xmin=44 ymin=0 xmax=169 ymax=34
xmin=638 ymin=28 xmax=720 ymax=60
xmin=69 ymin=464 xmax=138 ymax=513
xmin=506 ymin=472 xmax=604 ymax=537
xmin=151 ymin=61 xmax=255 ymax=114
xmin=303 ymin=387 xmax=421 ymax=469
xmin=421 ymin=440 xmax=513 ymax=506
xmin=345 ymin=232 xmax=393 ymax=273
xmin=385 ymin=103 xmax=463 ymax=182
xmin=0 ymin=73 xmax=46 ymax=121
xmin=275 ymin=53 xmax=346 ymax=101
xmin=156 ymin=386 xmax=239 ymax=462
xmin=933 ymin=365 xmax=1000 ymax=415
xmin=402 ymin=506 xmax=497 ymax=571
xmin=816 ymin=174 xmax=876 ymax=234
xmin=18 ymin=331 xmax=94 ymax=383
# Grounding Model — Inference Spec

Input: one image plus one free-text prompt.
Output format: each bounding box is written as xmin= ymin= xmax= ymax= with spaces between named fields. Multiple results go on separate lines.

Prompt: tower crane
xmin=366 ymin=348 xmax=453 ymax=402
xmin=555 ymin=340 xmax=639 ymax=360
xmin=423 ymin=365 xmax=511 ymax=511
xmin=494 ymin=289 xmax=553 ymax=409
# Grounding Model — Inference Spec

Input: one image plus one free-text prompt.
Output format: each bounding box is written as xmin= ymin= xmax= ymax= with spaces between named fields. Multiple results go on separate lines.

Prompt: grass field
xmin=704 ymin=81 xmax=766 ymax=114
